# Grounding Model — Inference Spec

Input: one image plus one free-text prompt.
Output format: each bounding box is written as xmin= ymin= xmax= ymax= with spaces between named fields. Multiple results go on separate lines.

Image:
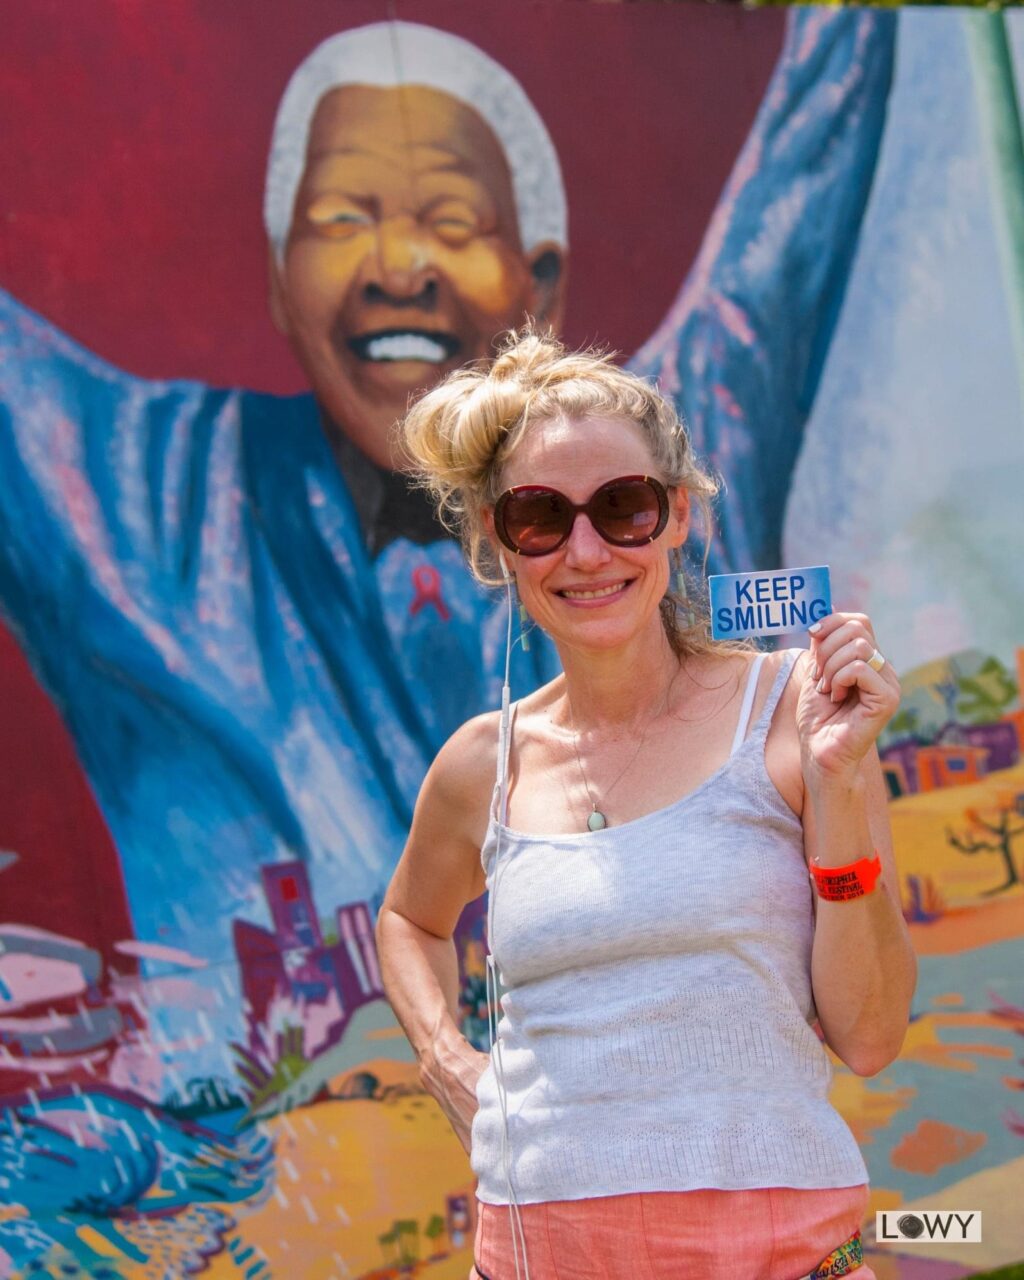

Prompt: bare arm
xmin=803 ymin=746 xmax=917 ymax=1076
xmin=793 ymin=621 xmax=917 ymax=1077
xmin=375 ymin=713 xmax=495 ymax=1151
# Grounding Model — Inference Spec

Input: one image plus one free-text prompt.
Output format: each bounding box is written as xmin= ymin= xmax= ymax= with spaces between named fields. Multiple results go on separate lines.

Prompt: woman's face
xmin=485 ymin=414 xmax=690 ymax=654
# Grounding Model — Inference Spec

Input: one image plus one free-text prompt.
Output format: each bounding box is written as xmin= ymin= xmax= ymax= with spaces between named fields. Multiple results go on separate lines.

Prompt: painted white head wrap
xmin=264 ymin=21 xmax=568 ymax=261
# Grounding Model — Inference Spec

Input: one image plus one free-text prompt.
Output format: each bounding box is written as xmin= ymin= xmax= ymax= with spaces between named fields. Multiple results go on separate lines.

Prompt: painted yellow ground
xmin=889 ymin=761 xmax=1024 ymax=907
xmin=206 ymin=1081 xmax=477 ymax=1280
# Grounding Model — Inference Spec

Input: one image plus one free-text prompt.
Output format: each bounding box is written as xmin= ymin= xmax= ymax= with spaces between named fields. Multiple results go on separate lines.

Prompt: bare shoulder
xmin=382 ymin=711 xmax=501 ymax=938
xmin=424 ymin=709 xmax=502 ymax=835
xmin=425 ymin=671 xmax=564 ymax=827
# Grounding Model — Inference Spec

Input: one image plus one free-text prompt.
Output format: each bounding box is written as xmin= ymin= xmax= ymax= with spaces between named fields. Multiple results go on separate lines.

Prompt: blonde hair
xmin=399 ymin=325 xmax=740 ymax=658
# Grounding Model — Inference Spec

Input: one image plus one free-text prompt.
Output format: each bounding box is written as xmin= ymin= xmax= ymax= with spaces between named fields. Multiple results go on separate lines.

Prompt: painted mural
xmin=0 ymin=3 xmax=1022 ymax=1277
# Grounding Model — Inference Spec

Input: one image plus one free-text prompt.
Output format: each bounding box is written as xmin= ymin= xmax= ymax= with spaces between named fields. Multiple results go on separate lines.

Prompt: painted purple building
xmin=952 ymin=721 xmax=1020 ymax=774
xmin=233 ymin=861 xmax=384 ymax=1054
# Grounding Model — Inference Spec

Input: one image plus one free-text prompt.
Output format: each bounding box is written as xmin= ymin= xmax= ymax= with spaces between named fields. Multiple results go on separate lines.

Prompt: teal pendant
xmin=587 ymin=809 xmax=607 ymax=832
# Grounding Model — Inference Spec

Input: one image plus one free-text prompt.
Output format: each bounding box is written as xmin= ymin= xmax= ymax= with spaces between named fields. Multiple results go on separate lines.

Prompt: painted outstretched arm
xmin=629 ymin=11 xmax=897 ymax=577
xmin=0 ymin=287 xmax=232 ymax=659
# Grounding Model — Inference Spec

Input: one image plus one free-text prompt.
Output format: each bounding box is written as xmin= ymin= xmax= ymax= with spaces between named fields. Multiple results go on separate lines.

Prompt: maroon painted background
xmin=0 ymin=0 xmax=784 ymax=385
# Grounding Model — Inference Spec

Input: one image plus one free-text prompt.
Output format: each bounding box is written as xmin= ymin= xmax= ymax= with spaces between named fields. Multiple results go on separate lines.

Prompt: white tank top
xmin=470 ymin=649 xmax=869 ymax=1204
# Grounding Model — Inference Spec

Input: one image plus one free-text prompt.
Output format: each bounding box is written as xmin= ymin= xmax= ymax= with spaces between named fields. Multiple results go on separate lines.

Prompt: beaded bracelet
xmin=809 ymin=852 xmax=882 ymax=901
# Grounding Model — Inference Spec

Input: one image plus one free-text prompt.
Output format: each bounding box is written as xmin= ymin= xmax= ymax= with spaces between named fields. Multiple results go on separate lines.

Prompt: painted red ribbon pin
xmin=409 ymin=565 xmax=450 ymax=620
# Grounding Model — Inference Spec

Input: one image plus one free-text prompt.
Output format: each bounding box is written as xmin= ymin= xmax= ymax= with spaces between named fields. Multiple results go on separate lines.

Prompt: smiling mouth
xmin=347 ymin=329 xmax=461 ymax=364
xmin=559 ymin=581 xmax=633 ymax=601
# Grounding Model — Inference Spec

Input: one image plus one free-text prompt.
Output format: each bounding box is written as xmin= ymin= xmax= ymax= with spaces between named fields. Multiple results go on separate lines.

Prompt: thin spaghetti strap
xmin=730 ymin=652 xmax=768 ymax=755
xmin=748 ymin=647 xmax=803 ymax=742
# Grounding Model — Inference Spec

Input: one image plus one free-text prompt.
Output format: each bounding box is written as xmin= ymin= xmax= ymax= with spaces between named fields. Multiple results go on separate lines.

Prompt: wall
xmin=0 ymin=3 xmax=1022 ymax=1276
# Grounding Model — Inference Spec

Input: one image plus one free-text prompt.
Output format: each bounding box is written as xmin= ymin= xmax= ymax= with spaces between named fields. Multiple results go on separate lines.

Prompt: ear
xmin=670 ymin=486 xmax=691 ymax=549
xmin=267 ymin=241 xmax=290 ymax=337
xmin=481 ymin=507 xmax=511 ymax=578
xmin=525 ymin=241 xmax=567 ymax=331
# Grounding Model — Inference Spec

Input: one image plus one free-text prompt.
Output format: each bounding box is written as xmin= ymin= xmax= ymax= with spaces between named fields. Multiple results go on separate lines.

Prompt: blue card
xmin=708 ymin=566 xmax=832 ymax=640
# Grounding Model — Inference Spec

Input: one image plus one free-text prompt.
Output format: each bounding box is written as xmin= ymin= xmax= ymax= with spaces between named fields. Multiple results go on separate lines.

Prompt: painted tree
xmin=886 ymin=704 xmax=921 ymax=741
xmin=394 ymin=1218 xmax=420 ymax=1266
xmin=425 ymin=1213 xmax=447 ymax=1258
xmin=231 ymin=1023 xmax=308 ymax=1117
xmin=946 ymin=793 xmax=1024 ymax=894
xmin=378 ymin=1229 xmax=398 ymax=1268
xmin=956 ymin=655 xmax=1018 ymax=724
xmin=934 ymin=664 xmax=962 ymax=724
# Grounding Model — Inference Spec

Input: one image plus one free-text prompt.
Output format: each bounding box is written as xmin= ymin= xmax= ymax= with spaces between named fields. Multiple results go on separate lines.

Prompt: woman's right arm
xmin=375 ymin=712 xmax=497 ymax=1152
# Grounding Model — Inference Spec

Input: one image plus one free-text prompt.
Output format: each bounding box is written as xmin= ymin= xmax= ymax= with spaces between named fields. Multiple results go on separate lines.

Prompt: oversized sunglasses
xmin=493 ymin=474 xmax=670 ymax=557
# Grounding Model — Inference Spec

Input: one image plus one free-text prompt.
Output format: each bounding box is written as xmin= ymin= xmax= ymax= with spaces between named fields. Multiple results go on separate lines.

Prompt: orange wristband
xmin=809 ymin=852 xmax=882 ymax=901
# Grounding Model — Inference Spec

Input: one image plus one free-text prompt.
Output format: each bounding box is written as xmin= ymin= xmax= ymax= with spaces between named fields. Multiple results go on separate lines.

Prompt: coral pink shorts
xmin=470 ymin=1184 xmax=875 ymax=1280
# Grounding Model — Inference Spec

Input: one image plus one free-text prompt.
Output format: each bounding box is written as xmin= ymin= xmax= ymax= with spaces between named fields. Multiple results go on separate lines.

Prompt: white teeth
xmin=562 ymin=583 xmax=626 ymax=600
xmin=364 ymin=333 xmax=448 ymax=363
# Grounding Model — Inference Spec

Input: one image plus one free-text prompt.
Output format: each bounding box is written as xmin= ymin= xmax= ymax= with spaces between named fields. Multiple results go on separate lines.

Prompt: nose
xmin=562 ymin=513 xmax=612 ymax=569
xmin=366 ymin=214 xmax=439 ymax=304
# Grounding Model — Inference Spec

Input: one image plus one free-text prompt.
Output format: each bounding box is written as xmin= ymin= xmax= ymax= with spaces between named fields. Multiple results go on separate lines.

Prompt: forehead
xmin=499 ymin=416 xmax=658 ymax=495
xmin=304 ymin=84 xmax=516 ymax=195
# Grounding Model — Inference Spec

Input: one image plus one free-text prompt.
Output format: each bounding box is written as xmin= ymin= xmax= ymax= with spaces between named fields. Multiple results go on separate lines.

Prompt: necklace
xmin=566 ymin=670 xmax=676 ymax=832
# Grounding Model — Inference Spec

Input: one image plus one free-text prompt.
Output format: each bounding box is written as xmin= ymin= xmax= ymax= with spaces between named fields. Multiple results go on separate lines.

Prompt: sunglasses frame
xmin=493 ymin=473 xmax=671 ymax=557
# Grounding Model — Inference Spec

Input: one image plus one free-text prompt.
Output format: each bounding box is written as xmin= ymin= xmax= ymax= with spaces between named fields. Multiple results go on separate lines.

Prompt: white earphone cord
xmin=481 ymin=563 xmax=532 ymax=1279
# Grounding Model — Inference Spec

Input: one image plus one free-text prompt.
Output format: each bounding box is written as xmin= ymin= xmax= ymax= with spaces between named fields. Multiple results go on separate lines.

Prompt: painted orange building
xmin=915 ymin=744 xmax=990 ymax=791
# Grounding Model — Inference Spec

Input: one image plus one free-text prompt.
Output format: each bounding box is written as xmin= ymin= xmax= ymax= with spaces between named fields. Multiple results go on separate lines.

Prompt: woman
xmin=375 ymin=329 xmax=916 ymax=1280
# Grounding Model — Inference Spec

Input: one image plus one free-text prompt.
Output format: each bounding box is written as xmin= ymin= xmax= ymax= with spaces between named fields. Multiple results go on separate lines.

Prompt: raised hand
xmin=797 ymin=612 xmax=900 ymax=783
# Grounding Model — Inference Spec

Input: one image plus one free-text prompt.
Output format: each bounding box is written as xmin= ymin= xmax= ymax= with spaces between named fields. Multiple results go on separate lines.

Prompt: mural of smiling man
xmin=265 ymin=27 xmax=567 ymax=480
xmin=0 ymin=11 xmax=897 ymax=1277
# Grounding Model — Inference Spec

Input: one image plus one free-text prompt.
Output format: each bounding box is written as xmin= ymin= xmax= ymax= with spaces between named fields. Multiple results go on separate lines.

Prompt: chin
xmin=554 ymin=598 xmax=667 ymax=651
xmin=552 ymin=619 xmax=641 ymax=651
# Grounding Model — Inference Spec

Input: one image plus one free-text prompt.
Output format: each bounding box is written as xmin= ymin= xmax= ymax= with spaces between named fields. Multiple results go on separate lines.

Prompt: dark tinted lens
xmin=590 ymin=478 xmax=663 ymax=544
xmin=501 ymin=489 xmax=572 ymax=553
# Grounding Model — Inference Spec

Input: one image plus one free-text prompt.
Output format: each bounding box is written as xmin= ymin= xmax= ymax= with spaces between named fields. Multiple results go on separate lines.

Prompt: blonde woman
xmin=376 ymin=330 xmax=916 ymax=1280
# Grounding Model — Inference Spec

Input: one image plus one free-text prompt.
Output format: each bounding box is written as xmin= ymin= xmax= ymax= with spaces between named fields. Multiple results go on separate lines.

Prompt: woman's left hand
xmin=797 ymin=611 xmax=901 ymax=784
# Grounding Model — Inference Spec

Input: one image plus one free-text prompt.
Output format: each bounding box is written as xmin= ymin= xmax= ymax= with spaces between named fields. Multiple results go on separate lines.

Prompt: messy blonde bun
xmin=397 ymin=323 xmax=733 ymax=658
